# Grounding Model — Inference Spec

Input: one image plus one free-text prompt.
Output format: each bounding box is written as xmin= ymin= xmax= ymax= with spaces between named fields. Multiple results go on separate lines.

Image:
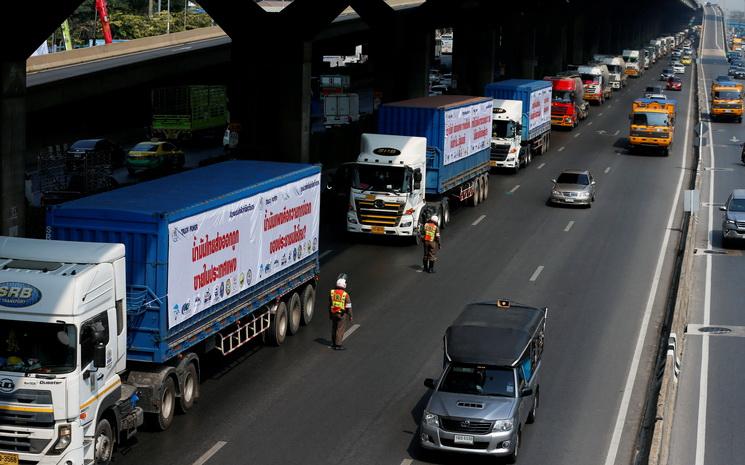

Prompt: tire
xmin=287 ymin=292 xmax=302 ymax=336
xmin=149 ymin=377 xmax=176 ymax=431
xmin=527 ymin=389 xmax=539 ymax=424
xmin=471 ymin=179 xmax=480 ymax=206
xmin=177 ymin=363 xmax=198 ymax=414
xmin=301 ymin=284 xmax=315 ymax=326
xmin=94 ymin=418 xmax=115 ymax=465
xmin=478 ymin=177 xmax=486 ymax=203
xmin=440 ymin=199 xmax=450 ymax=228
xmin=481 ymin=175 xmax=489 ymax=200
xmin=545 ymin=133 xmax=551 ymax=152
xmin=268 ymin=302 xmax=288 ymax=346
xmin=526 ymin=150 xmax=532 ymax=165
xmin=506 ymin=429 xmax=521 ymax=464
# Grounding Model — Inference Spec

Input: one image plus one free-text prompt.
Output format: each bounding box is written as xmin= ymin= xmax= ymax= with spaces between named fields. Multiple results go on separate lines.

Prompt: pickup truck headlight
xmin=493 ymin=419 xmax=514 ymax=432
xmin=48 ymin=424 xmax=72 ymax=455
xmin=725 ymin=219 xmax=736 ymax=225
xmin=423 ymin=411 xmax=440 ymax=427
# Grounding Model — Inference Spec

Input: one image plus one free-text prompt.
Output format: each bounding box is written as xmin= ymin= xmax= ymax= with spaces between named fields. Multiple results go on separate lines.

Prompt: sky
xmin=710 ymin=0 xmax=744 ymax=12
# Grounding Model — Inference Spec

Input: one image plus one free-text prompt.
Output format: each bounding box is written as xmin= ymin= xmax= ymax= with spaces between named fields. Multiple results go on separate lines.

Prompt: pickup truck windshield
xmin=714 ymin=91 xmax=742 ymax=100
xmin=492 ymin=120 xmax=516 ymax=138
xmin=553 ymin=90 xmax=573 ymax=103
xmin=0 ymin=320 xmax=76 ymax=374
xmin=439 ymin=363 xmax=516 ymax=397
xmin=352 ymin=165 xmax=411 ymax=193
xmin=632 ymin=112 xmax=669 ymax=127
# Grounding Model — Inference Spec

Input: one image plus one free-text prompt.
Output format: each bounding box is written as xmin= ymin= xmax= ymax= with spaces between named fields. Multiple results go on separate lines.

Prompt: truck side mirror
xmin=414 ymin=169 xmax=422 ymax=189
xmin=516 ymin=123 xmax=523 ymax=132
xmin=93 ymin=341 xmax=107 ymax=368
xmin=424 ymin=378 xmax=436 ymax=389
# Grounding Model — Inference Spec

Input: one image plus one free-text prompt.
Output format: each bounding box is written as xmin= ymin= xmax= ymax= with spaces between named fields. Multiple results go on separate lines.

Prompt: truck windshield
xmin=714 ymin=91 xmax=741 ymax=100
xmin=352 ymin=165 xmax=410 ymax=193
xmin=439 ymin=363 xmax=515 ymax=397
xmin=492 ymin=120 xmax=516 ymax=138
xmin=580 ymin=74 xmax=600 ymax=84
xmin=606 ymin=65 xmax=623 ymax=73
xmin=553 ymin=91 xmax=573 ymax=103
xmin=632 ymin=112 xmax=669 ymax=126
xmin=0 ymin=320 xmax=76 ymax=374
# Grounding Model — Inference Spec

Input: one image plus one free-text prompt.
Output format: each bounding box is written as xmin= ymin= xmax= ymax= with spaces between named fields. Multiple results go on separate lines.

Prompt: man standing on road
xmin=421 ymin=215 xmax=441 ymax=273
xmin=329 ymin=274 xmax=353 ymax=350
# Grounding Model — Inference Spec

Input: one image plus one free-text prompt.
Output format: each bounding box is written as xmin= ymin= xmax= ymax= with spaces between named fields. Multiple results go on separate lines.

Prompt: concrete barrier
xmin=26 ymin=26 xmax=227 ymax=74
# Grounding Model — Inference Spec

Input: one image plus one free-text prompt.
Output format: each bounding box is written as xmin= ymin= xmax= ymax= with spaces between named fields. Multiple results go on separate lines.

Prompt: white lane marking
xmin=529 ymin=265 xmax=544 ymax=282
xmin=558 ymin=146 xmax=565 ymax=152
xmin=598 ymin=112 xmax=604 ymax=117
xmin=191 ymin=441 xmax=228 ymax=465
xmin=319 ymin=250 xmax=333 ymax=260
xmin=564 ymin=221 xmax=575 ymax=232
xmin=472 ymin=214 xmax=486 ymax=226
xmin=400 ymin=460 xmax=413 ymax=465
xmin=613 ymin=129 xmax=621 ymax=136
xmin=574 ymin=132 xmax=582 ymax=138
xmin=587 ymin=121 xmax=594 ymax=126
xmin=537 ymin=163 xmax=546 ymax=170
xmin=508 ymin=185 xmax=520 ymax=194
xmin=604 ymin=166 xmax=612 ymax=174
xmin=602 ymin=30 xmax=696 ymax=465
xmin=343 ymin=324 xmax=360 ymax=341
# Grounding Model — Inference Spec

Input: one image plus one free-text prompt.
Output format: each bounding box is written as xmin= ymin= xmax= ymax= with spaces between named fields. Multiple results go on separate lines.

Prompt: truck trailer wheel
xmin=481 ymin=175 xmax=489 ymax=200
xmin=440 ymin=199 xmax=450 ymax=228
xmin=94 ymin=418 xmax=115 ymax=465
xmin=149 ymin=377 xmax=176 ymax=431
xmin=177 ymin=363 xmax=198 ymax=414
xmin=471 ymin=179 xmax=481 ymax=206
xmin=301 ymin=284 xmax=315 ymax=326
xmin=287 ymin=292 xmax=302 ymax=336
xmin=268 ymin=302 xmax=288 ymax=346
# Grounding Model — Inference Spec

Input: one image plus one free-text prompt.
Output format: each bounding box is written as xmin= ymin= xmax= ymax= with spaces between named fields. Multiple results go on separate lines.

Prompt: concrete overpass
xmin=1 ymin=0 xmax=698 ymax=236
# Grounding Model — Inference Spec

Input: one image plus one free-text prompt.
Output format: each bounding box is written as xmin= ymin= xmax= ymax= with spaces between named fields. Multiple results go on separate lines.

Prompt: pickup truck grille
xmin=354 ymin=199 xmax=404 ymax=226
xmin=490 ymin=144 xmax=511 ymax=162
xmin=440 ymin=417 xmax=493 ymax=434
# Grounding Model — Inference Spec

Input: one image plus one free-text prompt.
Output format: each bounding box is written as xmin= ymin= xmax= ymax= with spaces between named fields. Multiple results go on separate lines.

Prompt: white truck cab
xmin=0 ymin=237 xmax=142 ymax=465
xmin=346 ymin=134 xmax=427 ymax=237
xmin=490 ymin=99 xmax=525 ymax=171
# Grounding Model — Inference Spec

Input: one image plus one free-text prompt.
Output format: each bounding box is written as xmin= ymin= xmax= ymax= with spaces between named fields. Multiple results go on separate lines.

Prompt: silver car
xmin=549 ymin=170 xmax=596 ymax=207
xmin=720 ymin=189 xmax=745 ymax=248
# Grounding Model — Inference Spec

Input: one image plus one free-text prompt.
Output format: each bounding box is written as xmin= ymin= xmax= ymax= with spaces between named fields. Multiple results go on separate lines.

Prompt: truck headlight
xmin=347 ymin=213 xmax=358 ymax=224
xmin=726 ymin=219 xmax=736 ymax=225
xmin=493 ymin=419 xmax=514 ymax=432
xmin=48 ymin=424 xmax=72 ymax=455
xmin=423 ymin=411 xmax=440 ymax=427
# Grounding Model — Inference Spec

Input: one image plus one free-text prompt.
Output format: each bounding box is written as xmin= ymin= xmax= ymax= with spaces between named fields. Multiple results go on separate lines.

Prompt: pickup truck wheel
xmin=149 ymin=377 xmax=176 ymax=431
xmin=94 ymin=418 xmax=115 ymax=465
xmin=268 ymin=302 xmax=288 ymax=346
xmin=177 ymin=363 xmax=198 ymax=414
xmin=287 ymin=292 xmax=302 ymax=336
xmin=301 ymin=284 xmax=315 ymax=326
xmin=506 ymin=429 xmax=520 ymax=464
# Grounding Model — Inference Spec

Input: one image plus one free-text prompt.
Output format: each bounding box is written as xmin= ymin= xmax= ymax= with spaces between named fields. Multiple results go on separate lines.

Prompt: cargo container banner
xmin=167 ymin=174 xmax=321 ymax=329
xmin=529 ymin=87 xmax=553 ymax=132
xmin=443 ymin=100 xmax=493 ymax=165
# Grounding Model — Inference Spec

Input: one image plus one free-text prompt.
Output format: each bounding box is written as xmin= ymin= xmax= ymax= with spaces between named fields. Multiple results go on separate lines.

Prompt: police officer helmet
xmin=430 ymin=215 xmax=439 ymax=225
xmin=336 ymin=278 xmax=347 ymax=289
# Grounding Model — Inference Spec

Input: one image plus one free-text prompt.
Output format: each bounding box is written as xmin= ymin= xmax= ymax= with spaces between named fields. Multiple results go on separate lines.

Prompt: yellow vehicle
xmin=126 ymin=141 xmax=185 ymax=175
xmin=680 ymin=55 xmax=692 ymax=65
xmin=711 ymin=81 xmax=744 ymax=122
xmin=629 ymin=99 xmax=675 ymax=155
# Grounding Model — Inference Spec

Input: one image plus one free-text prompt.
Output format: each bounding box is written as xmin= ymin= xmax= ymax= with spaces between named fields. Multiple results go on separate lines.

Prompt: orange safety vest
xmin=330 ymin=289 xmax=348 ymax=314
xmin=423 ymin=222 xmax=437 ymax=242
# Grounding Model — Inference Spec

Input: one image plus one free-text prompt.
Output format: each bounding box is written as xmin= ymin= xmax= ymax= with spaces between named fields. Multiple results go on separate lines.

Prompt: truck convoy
xmin=484 ymin=80 xmax=553 ymax=172
xmin=710 ymin=80 xmax=744 ymax=122
xmin=545 ymin=74 xmax=588 ymax=129
xmin=0 ymin=161 xmax=321 ymax=464
xmin=622 ymin=50 xmax=643 ymax=77
xmin=628 ymin=98 xmax=677 ymax=155
xmin=578 ymin=64 xmax=612 ymax=104
xmin=593 ymin=55 xmax=627 ymax=89
xmin=151 ymin=85 xmax=228 ymax=141
xmin=345 ymin=96 xmax=492 ymax=235
xmin=421 ymin=299 xmax=548 ymax=462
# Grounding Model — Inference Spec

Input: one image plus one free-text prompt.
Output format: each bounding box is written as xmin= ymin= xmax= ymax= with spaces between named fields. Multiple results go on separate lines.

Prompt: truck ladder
xmin=216 ymin=311 xmax=271 ymax=356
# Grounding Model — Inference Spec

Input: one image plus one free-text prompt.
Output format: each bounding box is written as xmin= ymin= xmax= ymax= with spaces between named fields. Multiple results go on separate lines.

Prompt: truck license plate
xmin=0 ymin=453 xmax=19 ymax=465
xmin=724 ymin=109 xmax=731 ymax=113
xmin=371 ymin=226 xmax=385 ymax=234
xmin=454 ymin=435 xmax=474 ymax=445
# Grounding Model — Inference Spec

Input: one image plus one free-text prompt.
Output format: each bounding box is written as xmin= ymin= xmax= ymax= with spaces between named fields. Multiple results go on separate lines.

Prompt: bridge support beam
xmin=0 ymin=61 xmax=26 ymax=236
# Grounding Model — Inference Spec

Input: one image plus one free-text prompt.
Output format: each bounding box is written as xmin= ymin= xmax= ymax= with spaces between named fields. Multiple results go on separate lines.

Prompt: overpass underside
xmin=0 ymin=0 xmax=698 ymax=235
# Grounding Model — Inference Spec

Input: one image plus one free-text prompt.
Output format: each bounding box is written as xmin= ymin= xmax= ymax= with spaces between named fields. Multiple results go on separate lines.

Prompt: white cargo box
xmin=324 ymin=94 xmax=360 ymax=126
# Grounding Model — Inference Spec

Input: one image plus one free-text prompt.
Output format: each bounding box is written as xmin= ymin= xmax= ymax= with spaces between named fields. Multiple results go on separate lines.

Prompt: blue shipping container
xmin=378 ymin=95 xmax=492 ymax=195
xmin=47 ymin=161 xmax=321 ymax=364
xmin=484 ymin=80 xmax=553 ymax=142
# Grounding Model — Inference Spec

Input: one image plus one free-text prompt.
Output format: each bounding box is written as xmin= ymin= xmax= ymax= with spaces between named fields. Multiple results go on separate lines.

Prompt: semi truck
xmin=578 ymin=64 xmax=612 ymax=104
xmin=545 ymin=74 xmax=589 ymax=129
xmin=0 ymin=161 xmax=321 ymax=465
xmin=711 ymin=80 xmax=744 ymax=122
xmin=593 ymin=55 xmax=627 ymax=89
xmin=629 ymin=98 xmax=677 ymax=155
xmin=484 ymin=80 xmax=552 ymax=173
xmin=622 ymin=50 xmax=643 ymax=77
xmin=344 ymin=96 xmax=492 ymax=235
xmin=151 ymin=85 xmax=228 ymax=141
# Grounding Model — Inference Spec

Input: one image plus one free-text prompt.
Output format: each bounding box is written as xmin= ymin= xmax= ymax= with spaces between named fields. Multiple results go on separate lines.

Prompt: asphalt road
xmin=111 ymin=33 xmax=697 ymax=465
xmin=669 ymin=6 xmax=745 ymax=465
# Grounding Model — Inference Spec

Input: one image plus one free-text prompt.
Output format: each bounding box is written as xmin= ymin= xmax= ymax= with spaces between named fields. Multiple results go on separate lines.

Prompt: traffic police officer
xmin=421 ymin=214 xmax=441 ymax=273
xmin=329 ymin=274 xmax=353 ymax=350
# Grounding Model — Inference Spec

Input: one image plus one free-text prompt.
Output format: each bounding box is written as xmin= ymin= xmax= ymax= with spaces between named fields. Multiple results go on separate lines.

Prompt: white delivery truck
xmin=622 ymin=50 xmax=643 ymax=77
xmin=594 ymin=54 xmax=627 ymax=89
xmin=324 ymin=93 xmax=360 ymax=127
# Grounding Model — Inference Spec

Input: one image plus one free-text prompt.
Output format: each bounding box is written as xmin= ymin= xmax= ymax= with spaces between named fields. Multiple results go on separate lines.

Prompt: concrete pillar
xmin=570 ymin=16 xmax=586 ymax=65
xmin=0 ymin=61 xmax=26 ymax=237
xmin=453 ymin=27 xmax=497 ymax=95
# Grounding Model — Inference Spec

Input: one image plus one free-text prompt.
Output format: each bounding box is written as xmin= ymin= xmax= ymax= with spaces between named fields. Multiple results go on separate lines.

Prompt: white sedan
xmin=670 ymin=62 xmax=685 ymax=73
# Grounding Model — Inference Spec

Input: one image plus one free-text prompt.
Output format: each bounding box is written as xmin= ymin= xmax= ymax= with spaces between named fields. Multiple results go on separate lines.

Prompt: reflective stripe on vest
xmin=424 ymin=223 xmax=437 ymax=242
xmin=330 ymin=289 xmax=347 ymax=313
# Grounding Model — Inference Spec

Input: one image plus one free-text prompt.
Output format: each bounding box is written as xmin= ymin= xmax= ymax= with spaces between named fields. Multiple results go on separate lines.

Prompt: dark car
xmin=660 ymin=68 xmax=676 ymax=81
xmin=732 ymin=68 xmax=745 ymax=80
xmin=66 ymin=138 xmax=125 ymax=168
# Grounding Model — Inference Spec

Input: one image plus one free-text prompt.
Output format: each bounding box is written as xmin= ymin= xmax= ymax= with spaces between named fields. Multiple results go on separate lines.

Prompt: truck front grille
xmin=714 ymin=103 xmax=742 ymax=109
xmin=552 ymin=105 xmax=568 ymax=115
xmin=490 ymin=144 xmax=511 ymax=162
xmin=0 ymin=429 xmax=50 ymax=454
xmin=0 ymin=390 xmax=54 ymax=428
xmin=440 ymin=417 xmax=493 ymax=434
xmin=354 ymin=199 xmax=404 ymax=226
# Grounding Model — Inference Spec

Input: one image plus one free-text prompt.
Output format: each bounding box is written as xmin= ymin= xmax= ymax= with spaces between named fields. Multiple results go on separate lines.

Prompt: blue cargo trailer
xmin=47 ymin=160 xmax=321 ymax=427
